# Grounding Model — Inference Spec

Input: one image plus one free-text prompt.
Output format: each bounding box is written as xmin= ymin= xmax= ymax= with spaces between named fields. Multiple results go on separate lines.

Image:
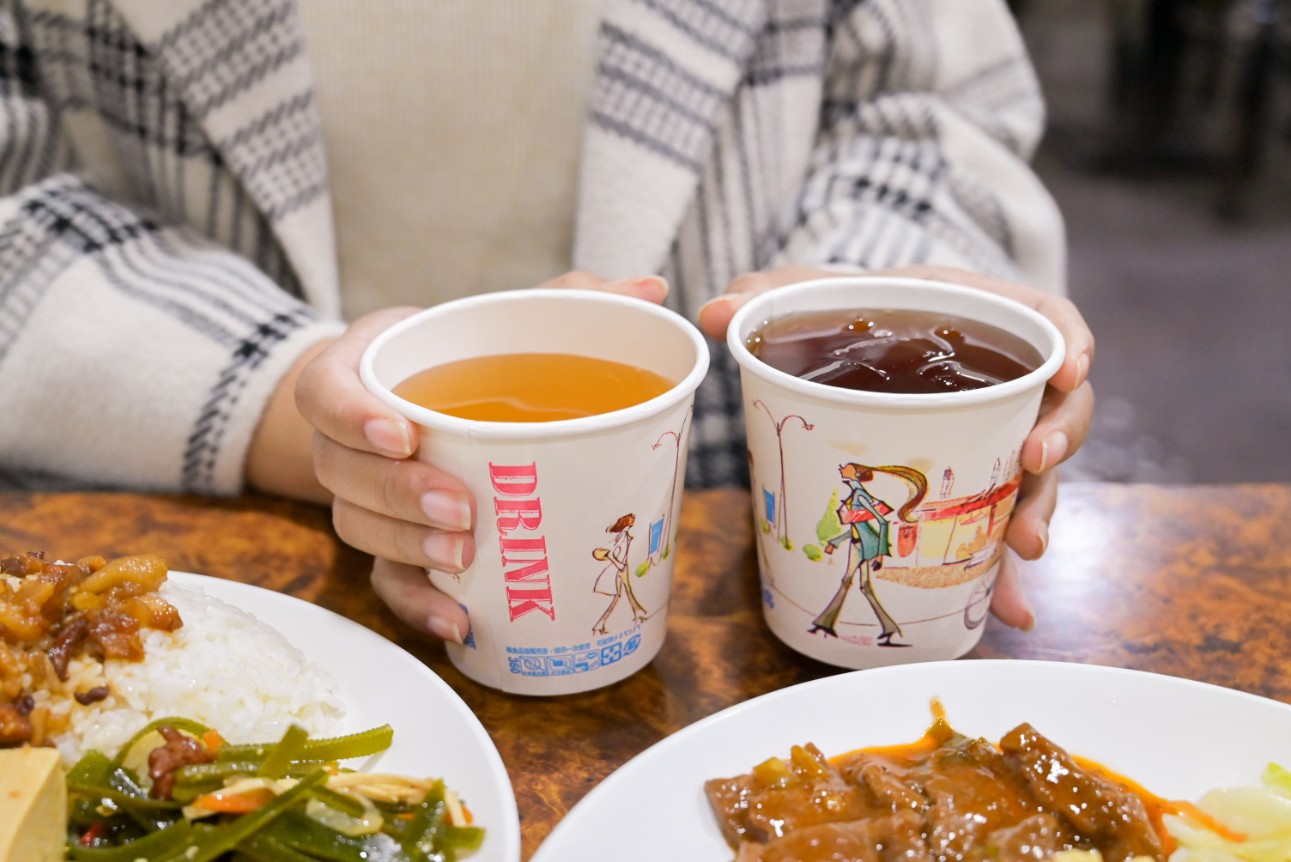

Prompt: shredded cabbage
xmin=1166 ymin=763 xmax=1291 ymax=862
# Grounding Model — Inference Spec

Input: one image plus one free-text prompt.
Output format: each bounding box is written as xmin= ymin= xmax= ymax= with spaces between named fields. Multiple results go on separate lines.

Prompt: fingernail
xmin=364 ymin=417 xmax=412 ymax=458
xmin=421 ymin=490 xmax=471 ymax=531
xmin=698 ymin=295 xmax=738 ymax=330
xmin=1036 ymin=523 xmax=1050 ymax=558
xmin=703 ymin=294 xmax=738 ymax=313
xmin=1018 ymin=607 xmax=1037 ymax=633
xmin=1037 ymin=431 xmax=1069 ymax=473
xmin=423 ymin=533 xmax=465 ymax=571
xmin=632 ymin=275 xmax=669 ymax=302
xmin=427 ymin=615 xmax=464 ymax=643
xmin=1072 ymin=353 xmax=1090 ymax=389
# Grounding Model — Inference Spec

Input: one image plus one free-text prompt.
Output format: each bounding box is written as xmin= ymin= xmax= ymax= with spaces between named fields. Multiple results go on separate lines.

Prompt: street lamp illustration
xmin=651 ymin=404 xmax=693 ymax=560
xmin=751 ymin=399 xmax=814 ymax=548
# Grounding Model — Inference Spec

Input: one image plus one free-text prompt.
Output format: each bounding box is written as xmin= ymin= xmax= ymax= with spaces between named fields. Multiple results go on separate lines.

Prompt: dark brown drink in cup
xmin=726 ymin=277 xmax=1064 ymax=671
xmin=745 ymin=309 xmax=1043 ymax=395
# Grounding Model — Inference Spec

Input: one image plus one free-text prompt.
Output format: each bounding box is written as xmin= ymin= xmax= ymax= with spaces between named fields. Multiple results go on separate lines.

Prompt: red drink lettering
xmin=489 ymin=462 xmax=539 ymax=496
xmin=494 ymin=497 xmax=542 ymax=533
xmin=488 ymin=463 xmax=555 ymax=622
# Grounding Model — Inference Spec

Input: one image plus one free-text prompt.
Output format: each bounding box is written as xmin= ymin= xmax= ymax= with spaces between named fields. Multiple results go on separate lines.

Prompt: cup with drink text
xmin=360 ymin=289 xmax=709 ymax=695
xmin=727 ymin=276 xmax=1064 ymax=669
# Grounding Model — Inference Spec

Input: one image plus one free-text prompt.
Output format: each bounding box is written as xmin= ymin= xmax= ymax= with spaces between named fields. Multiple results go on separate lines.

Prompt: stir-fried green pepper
xmin=388 ymin=780 xmax=486 ymax=862
xmin=69 ymin=820 xmax=196 ymax=861
xmin=257 ymin=810 xmax=407 ymax=862
xmin=217 ymin=724 xmax=394 ymax=764
xmin=256 ymin=724 xmax=311 ymax=779
xmin=66 ymin=718 xmax=484 ymax=861
xmin=152 ymin=769 xmax=329 ymax=862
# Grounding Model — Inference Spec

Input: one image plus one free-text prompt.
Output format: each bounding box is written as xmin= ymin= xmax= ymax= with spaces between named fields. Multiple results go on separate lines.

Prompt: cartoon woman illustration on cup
xmin=592 ymin=513 xmax=647 ymax=634
xmin=813 ymin=463 xmax=928 ymax=645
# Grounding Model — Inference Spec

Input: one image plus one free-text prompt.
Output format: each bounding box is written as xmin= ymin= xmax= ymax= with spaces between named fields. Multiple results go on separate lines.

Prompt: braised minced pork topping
xmin=0 ymin=551 xmax=181 ymax=747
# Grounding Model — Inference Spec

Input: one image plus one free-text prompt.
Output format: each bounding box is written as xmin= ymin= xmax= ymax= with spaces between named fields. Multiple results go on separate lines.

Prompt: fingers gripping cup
xmin=361 ymin=290 xmax=709 ymax=695
xmin=727 ymin=277 xmax=1064 ymax=670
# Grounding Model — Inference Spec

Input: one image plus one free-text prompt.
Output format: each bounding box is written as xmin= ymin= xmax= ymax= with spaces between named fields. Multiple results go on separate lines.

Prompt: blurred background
xmin=1013 ymin=0 xmax=1291 ymax=483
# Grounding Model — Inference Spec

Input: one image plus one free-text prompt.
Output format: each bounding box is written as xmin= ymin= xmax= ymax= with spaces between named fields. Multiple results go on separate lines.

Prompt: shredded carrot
xmin=79 ymin=821 xmax=108 ymax=846
xmin=462 ymin=804 xmax=474 ymax=825
xmin=201 ymin=729 xmax=225 ymax=754
xmin=192 ymin=786 xmax=276 ymax=814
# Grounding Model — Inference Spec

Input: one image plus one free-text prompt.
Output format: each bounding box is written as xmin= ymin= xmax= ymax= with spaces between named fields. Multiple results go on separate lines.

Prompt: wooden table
xmin=3 ymin=483 xmax=1289 ymax=859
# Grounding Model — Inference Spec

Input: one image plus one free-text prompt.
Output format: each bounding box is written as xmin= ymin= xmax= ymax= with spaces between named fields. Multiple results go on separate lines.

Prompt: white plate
xmin=174 ymin=572 xmax=520 ymax=862
xmin=532 ymin=659 xmax=1291 ymax=862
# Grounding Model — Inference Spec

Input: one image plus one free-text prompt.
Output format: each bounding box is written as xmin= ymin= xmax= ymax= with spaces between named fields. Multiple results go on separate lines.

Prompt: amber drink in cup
xmin=727 ymin=276 xmax=1063 ymax=669
xmin=361 ymin=290 xmax=709 ymax=695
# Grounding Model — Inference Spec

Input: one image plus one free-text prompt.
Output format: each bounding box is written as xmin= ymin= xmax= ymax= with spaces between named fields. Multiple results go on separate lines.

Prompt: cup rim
xmin=359 ymin=289 xmax=711 ymax=440
xmin=726 ymin=276 xmax=1066 ymax=410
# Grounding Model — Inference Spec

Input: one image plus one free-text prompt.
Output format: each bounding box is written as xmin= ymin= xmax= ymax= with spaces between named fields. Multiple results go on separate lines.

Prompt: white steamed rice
xmin=36 ymin=581 xmax=349 ymax=765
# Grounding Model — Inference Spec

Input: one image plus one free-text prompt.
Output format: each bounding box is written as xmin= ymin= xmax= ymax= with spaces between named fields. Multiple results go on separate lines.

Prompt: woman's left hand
xmin=292 ymin=271 xmax=669 ymax=644
xmin=697 ymin=264 xmax=1096 ymax=632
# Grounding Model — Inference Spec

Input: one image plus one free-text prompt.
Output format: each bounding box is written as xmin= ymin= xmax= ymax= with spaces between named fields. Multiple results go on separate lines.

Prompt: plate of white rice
xmin=43 ymin=570 xmax=521 ymax=862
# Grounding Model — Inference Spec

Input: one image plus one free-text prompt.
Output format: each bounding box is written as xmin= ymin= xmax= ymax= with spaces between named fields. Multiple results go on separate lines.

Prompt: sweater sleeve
xmin=769 ymin=0 xmax=1067 ymax=295
xmin=0 ymin=9 xmax=343 ymax=494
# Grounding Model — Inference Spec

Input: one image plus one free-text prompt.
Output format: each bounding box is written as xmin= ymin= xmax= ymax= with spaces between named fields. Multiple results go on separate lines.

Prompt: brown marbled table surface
xmin=3 ymin=483 xmax=1289 ymax=859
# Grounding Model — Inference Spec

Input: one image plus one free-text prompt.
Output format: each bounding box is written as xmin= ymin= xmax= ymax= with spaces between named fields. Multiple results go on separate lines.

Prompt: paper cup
xmin=727 ymin=277 xmax=1064 ymax=669
xmin=360 ymin=290 xmax=709 ymax=695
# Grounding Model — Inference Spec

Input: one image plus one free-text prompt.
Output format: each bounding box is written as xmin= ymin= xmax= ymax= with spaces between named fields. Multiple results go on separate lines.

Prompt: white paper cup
xmin=727 ymin=277 xmax=1064 ymax=669
xmin=360 ymin=290 xmax=709 ymax=695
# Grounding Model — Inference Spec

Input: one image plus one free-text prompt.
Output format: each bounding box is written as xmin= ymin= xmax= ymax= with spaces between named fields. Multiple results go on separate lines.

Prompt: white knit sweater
xmin=298 ymin=0 xmax=600 ymax=317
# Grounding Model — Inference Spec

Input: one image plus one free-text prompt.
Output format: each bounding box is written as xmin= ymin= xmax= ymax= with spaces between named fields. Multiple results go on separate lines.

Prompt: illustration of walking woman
xmin=814 ymin=463 xmax=928 ymax=645
xmin=592 ymin=513 xmax=648 ymax=635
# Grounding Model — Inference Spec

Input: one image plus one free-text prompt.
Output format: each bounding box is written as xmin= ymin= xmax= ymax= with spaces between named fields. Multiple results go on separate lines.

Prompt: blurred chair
xmin=1215 ymin=0 xmax=1286 ymax=218
xmin=1103 ymin=0 xmax=1288 ymax=219
xmin=1012 ymin=0 xmax=1288 ymax=220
